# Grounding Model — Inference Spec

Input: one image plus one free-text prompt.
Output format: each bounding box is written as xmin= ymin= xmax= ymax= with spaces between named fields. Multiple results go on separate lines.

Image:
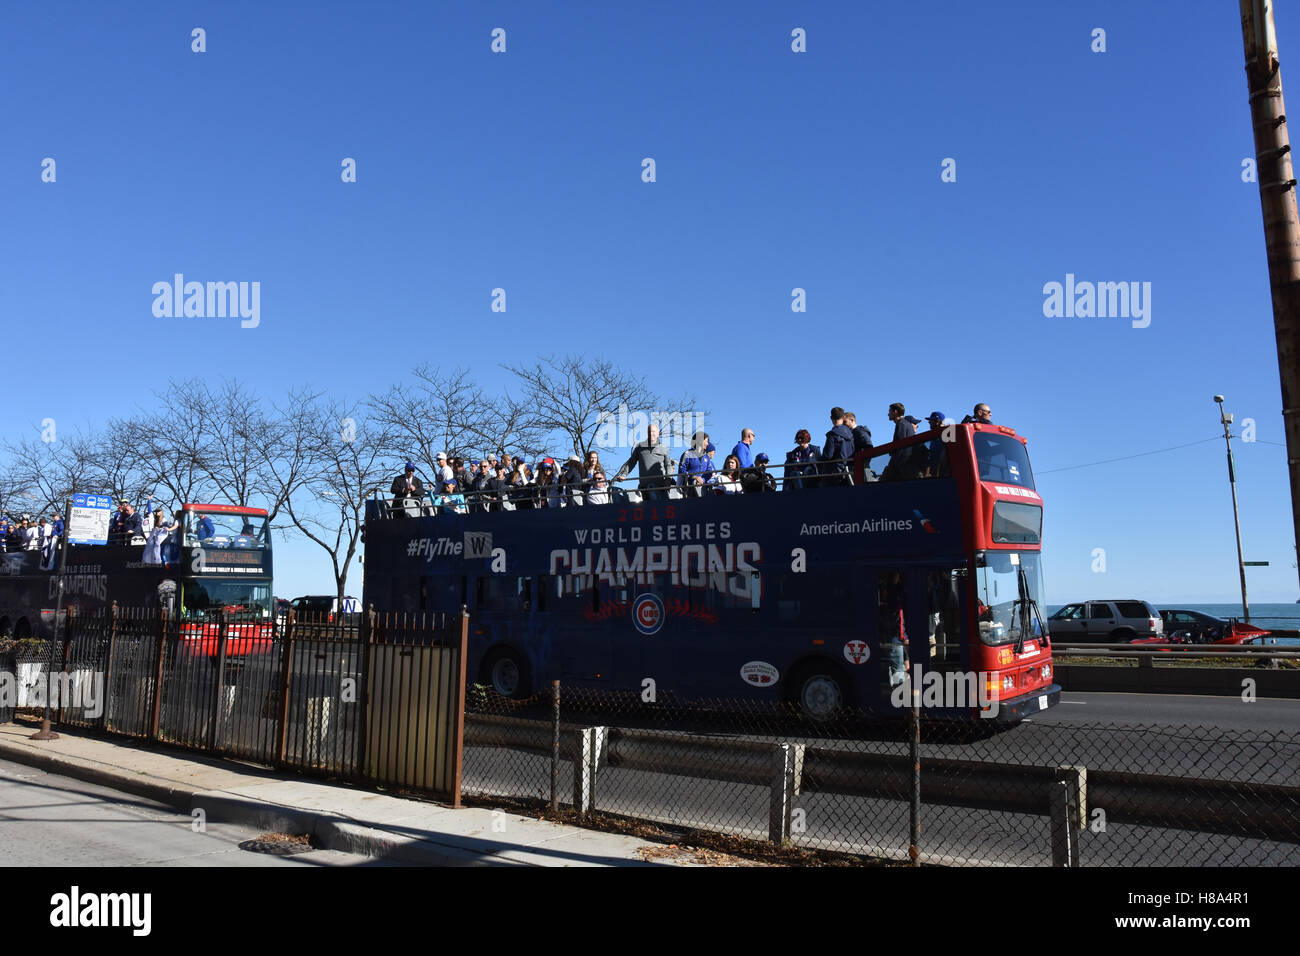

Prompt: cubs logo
xmin=633 ymin=593 xmax=665 ymax=635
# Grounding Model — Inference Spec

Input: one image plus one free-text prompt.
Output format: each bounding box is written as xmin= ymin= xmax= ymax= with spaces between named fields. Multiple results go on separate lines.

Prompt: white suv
xmin=1048 ymin=600 xmax=1163 ymax=641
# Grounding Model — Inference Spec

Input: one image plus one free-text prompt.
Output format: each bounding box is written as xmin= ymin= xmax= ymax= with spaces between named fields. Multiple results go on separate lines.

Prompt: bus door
xmin=871 ymin=566 xmax=965 ymax=712
xmin=924 ymin=565 xmax=968 ymax=674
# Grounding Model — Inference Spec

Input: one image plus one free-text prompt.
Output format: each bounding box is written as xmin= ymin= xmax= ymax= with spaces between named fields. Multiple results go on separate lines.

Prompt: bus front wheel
xmin=483 ymin=648 xmax=531 ymax=699
xmin=787 ymin=663 xmax=852 ymax=721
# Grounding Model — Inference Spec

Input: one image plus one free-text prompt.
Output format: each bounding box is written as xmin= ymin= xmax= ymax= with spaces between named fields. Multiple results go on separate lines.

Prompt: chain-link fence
xmin=462 ymin=684 xmax=1300 ymax=866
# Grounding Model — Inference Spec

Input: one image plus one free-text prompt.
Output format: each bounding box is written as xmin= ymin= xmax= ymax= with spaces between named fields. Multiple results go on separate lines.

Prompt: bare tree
xmin=87 ymin=416 xmax=154 ymax=506
xmin=368 ymin=365 xmax=492 ymax=474
xmin=281 ymin=397 xmax=393 ymax=603
xmin=254 ymin=385 xmax=329 ymax=528
xmin=472 ymin=389 xmax=547 ymax=462
xmin=3 ymin=428 xmax=100 ymax=518
xmin=186 ymin=379 xmax=271 ymax=511
xmin=500 ymin=354 xmax=701 ymax=458
xmin=131 ymin=381 xmax=216 ymax=507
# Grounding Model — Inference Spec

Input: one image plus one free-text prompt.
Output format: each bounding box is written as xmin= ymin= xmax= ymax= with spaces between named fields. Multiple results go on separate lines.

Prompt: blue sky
xmin=2 ymin=1 xmax=1296 ymax=604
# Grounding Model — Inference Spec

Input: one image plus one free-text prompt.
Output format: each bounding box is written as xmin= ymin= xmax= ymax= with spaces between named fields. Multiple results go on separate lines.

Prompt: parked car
xmin=1157 ymin=609 xmax=1271 ymax=645
xmin=290 ymin=595 xmax=360 ymax=622
xmin=1047 ymin=600 xmax=1163 ymax=641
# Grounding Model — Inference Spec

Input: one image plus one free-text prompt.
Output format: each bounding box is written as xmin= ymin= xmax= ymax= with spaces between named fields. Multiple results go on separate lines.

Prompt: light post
xmin=1214 ymin=395 xmax=1251 ymax=622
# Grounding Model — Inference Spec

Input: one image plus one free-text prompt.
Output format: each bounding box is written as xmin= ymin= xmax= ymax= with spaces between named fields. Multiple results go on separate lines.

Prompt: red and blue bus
xmin=0 ymin=502 xmax=274 ymax=655
xmin=361 ymin=423 xmax=1059 ymax=721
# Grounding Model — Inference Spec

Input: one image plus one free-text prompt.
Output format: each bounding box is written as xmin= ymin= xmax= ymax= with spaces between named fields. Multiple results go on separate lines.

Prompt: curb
xmin=0 ymin=737 xmax=197 ymax=811
xmin=0 ymin=734 xmax=632 ymax=866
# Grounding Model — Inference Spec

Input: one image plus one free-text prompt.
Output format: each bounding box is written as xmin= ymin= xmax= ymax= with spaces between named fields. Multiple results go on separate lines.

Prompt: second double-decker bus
xmin=0 ymin=502 xmax=274 ymax=655
xmin=361 ymin=422 xmax=1059 ymax=721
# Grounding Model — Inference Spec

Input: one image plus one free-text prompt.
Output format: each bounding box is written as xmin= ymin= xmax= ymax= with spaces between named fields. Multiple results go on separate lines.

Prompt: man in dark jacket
xmin=924 ymin=412 xmax=950 ymax=477
xmin=615 ymin=424 xmax=672 ymax=500
xmin=821 ymin=407 xmax=856 ymax=486
xmin=961 ymin=403 xmax=993 ymax=425
xmin=843 ymin=412 xmax=873 ymax=453
xmin=884 ymin=403 xmax=918 ymax=481
xmin=389 ymin=461 xmax=425 ymax=517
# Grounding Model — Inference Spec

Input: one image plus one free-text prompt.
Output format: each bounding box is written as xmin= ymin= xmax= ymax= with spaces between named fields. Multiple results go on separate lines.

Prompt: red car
xmin=1140 ymin=609 xmax=1272 ymax=645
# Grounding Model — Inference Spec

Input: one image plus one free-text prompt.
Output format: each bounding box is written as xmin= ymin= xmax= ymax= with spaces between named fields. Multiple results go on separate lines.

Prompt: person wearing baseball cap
xmin=389 ymin=461 xmax=425 ymax=518
xmin=745 ymin=452 xmax=778 ymax=493
xmin=925 ymin=412 xmax=950 ymax=478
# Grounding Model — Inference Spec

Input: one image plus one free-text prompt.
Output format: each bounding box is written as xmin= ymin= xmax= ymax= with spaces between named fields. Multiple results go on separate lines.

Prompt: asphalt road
xmin=1031 ymin=690 xmax=1300 ymax=730
xmin=0 ymin=757 xmax=377 ymax=867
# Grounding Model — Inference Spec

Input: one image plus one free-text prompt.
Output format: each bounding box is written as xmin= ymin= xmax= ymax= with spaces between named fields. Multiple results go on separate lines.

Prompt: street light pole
xmin=1215 ymin=395 xmax=1251 ymax=622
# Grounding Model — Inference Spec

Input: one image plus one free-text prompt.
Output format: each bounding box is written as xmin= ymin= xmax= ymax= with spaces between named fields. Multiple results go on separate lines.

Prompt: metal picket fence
xmin=4 ymin=605 xmax=468 ymax=805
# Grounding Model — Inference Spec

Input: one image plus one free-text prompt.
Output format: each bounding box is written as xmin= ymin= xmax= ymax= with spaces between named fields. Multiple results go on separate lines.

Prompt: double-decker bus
xmin=0 ymin=502 xmax=274 ymax=653
xmin=361 ymin=423 xmax=1059 ymax=721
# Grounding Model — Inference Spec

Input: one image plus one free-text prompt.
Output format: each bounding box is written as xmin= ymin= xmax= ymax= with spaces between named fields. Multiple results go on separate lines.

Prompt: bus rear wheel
xmin=483 ymin=649 xmax=531 ymax=699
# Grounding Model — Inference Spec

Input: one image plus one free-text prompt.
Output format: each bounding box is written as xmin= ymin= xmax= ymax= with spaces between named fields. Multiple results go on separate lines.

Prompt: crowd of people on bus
xmin=385 ymin=402 xmax=995 ymax=516
xmin=0 ymin=512 xmax=63 ymax=567
xmin=0 ymin=497 xmax=188 ymax=568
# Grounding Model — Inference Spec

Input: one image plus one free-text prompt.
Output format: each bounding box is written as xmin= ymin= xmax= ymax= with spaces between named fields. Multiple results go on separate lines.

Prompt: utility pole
xmin=1240 ymin=0 xmax=1300 ymax=600
xmin=1215 ymin=396 xmax=1251 ymax=622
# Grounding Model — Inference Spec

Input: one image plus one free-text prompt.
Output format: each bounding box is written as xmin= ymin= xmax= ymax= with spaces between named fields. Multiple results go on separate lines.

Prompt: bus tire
xmin=482 ymin=647 xmax=531 ymax=699
xmin=785 ymin=660 xmax=853 ymax=721
xmin=1110 ymin=628 xmax=1136 ymax=643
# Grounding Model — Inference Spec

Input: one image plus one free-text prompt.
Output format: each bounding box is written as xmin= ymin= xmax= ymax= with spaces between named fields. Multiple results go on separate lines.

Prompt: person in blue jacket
xmin=730 ymin=429 xmax=757 ymax=469
xmin=678 ymin=430 xmax=717 ymax=497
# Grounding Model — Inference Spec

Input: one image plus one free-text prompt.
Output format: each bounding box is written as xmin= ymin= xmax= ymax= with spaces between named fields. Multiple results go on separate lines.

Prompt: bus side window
xmin=519 ymin=576 xmax=532 ymax=613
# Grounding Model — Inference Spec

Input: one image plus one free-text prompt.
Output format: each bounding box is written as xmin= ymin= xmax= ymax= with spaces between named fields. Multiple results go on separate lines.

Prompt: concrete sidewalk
xmin=0 ymin=722 xmax=677 ymax=866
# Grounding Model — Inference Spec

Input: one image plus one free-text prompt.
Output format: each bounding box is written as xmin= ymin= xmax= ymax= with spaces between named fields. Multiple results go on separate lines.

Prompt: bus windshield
xmin=188 ymin=510 xmax=269 ymax=550
xmin=182 ymin=580 xmax=271 ymax=621
xmin=974 ymin=550 xmax=1046 ymax=646
xmin=973 ymin=432 xmax=1035 ymax=489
